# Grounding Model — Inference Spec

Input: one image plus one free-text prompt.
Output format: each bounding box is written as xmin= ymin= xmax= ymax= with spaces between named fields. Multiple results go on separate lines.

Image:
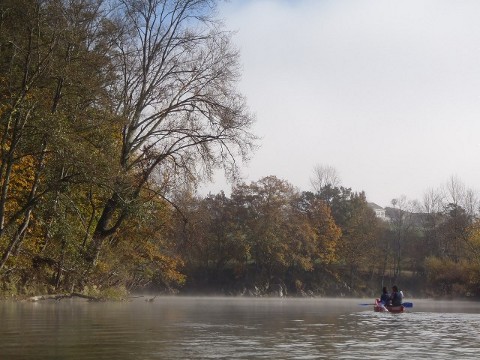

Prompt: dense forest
xmin=1 ymin=0 xmax=480 ymax=300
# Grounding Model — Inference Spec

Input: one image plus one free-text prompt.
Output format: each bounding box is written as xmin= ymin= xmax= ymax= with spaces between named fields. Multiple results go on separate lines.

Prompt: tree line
xmin=1 ymin=0 xmax=479 ymax=299
xmin=173 ymin=174 xmax=480 ymax=299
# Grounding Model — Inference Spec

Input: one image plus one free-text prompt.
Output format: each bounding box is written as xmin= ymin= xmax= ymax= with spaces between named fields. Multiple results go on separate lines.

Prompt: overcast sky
xmin=201 ymin=0 xmax=480 ymax=207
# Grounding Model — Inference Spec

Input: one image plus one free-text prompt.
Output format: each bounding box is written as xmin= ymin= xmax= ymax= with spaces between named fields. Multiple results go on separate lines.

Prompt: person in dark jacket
xmin=390 ymin=285 xmax=403 ymax=306
xmin=380 ymin=287 xmax=390 ymax=305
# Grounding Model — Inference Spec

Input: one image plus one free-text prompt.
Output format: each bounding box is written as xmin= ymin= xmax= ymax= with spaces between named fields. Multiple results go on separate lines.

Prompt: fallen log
xmin=27 ymin=292 xmax=103 ymax=302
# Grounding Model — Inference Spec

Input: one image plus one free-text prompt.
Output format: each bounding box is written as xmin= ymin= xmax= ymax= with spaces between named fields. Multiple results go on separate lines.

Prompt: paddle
xmin=358 ymin=302 xmax=413 ymax=308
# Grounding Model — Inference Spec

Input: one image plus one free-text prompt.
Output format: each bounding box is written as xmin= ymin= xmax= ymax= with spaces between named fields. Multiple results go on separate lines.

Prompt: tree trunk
xmin=0 ymin=209 xmax=32 ymax=271
xmin=86 ymin=193 xmax=125 ymax=265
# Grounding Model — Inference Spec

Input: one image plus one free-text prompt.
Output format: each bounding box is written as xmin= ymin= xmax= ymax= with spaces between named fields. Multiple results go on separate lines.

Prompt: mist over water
xmin=1 ymin=297 xmax=480 ymax=359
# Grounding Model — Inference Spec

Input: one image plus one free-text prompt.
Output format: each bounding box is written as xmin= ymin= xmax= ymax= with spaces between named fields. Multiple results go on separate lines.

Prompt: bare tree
xmin=310 ymin=164 xmax=340 ymax=193
xmin=415 ymin=188 xmax=445 ymax=259
xmin=87 ymin=0 xmax=256 ymax=263
xmin=421 ymin=188 xmax=445 ymax=215
xmin=389 ymin=195 xmax=416 ymax=279
xmin=442 ymin=175 xmax=478 ymax=216
xmin=463 ymin=188 xmax=479 ymax=218
xmin=444 ymin=175 xmax=465 ymax=207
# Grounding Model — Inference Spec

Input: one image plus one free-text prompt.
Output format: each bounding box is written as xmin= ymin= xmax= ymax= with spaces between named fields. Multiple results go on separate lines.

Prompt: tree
xmin=87 ymin=0 xmax=256 ymax=264
xmin=418 ymin=188 xmax=445 ymax=256
xmin=310 ymin=164 xmax=341 ymax=193
xmin=175 ymin=191 xmax=247 ymax=290
xmin=437 ymin=203 xmax=472 ymax=262
xmin=387 ymin=195 xmax=417 ymax=280
xmin=425 ymin=217 xmax=480 ymax=297
xmin=0 ymin=0 xmax=118 ymax=277
xmin=294 ymin=192 xmax=341 ymax=267
xmin=230 ymin=176 xmax=295 ymax=283
xmin=315 ymin=185 xmax=352 ymax=224
xmin=443 ymin=175 xmax=478 ymax=217
xmin=337 ymin=192 xmax=379 ymax=288
xmin=96 ymin=193 xmax=186 ymax=292
xmin=316 ymin=185 xmax=380 ymax=289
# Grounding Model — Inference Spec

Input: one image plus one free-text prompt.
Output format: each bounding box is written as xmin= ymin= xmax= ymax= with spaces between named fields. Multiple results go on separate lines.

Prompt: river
xmin=1 ymin=296 xmax=480 ymax=359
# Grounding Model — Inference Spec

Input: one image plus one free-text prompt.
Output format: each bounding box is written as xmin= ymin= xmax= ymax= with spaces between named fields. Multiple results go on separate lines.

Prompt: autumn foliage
xmin=1 ymin=1 xmax=480 ymax=299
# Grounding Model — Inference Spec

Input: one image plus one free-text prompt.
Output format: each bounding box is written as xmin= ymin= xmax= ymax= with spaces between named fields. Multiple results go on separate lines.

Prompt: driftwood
xmin=27 ymin=292 xmax=103 ymax=302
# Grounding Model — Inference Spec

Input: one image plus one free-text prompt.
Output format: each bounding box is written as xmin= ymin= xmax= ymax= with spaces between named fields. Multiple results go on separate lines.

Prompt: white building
xmin=368 ymin=202 xmax=389 ymax=221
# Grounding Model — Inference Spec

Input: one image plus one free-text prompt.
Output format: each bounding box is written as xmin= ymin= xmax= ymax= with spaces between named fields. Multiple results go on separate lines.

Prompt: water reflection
xmin=1 ymin=297 xmax=479 ymax=359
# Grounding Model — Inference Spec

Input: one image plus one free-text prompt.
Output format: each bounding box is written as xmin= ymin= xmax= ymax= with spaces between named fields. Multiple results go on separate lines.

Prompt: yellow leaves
xmin=4 ymin=154 xmax=36 ymax=217
xmin=425 ymin=255 xmax=480 ymax=296
xmin=457 ymin=220 xmax=480 ymax=278
xmin=467 ymin=220 xmax=480 ymax=253
xmin=312 ymin=202 xmax=342 ymax=264
xmin=0 ymin=102 xmax=11 ymax=118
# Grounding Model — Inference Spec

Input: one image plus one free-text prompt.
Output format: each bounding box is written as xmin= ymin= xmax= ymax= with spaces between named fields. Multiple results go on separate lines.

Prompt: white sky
xmin=201 ymin=0 xmax=480 ymax=207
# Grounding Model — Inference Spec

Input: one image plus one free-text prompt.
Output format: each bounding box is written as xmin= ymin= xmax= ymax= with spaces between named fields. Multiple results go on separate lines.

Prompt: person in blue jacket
xmin=380 ymin=286 xmax=390 ymax=305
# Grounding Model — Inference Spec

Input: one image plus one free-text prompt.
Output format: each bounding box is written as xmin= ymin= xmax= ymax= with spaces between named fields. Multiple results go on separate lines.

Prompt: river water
xmin=1 ymin=296 xmax=480 ymax=359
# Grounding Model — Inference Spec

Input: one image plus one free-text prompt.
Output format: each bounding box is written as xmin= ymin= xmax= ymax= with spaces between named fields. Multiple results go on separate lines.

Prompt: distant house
xmin=368 ymin=202 xmax=389 ymax=221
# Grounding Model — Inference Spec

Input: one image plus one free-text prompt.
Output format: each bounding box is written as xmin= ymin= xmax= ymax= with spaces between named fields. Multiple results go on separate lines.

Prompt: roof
xmin=368 ymin=202 xmax=384 ymax=210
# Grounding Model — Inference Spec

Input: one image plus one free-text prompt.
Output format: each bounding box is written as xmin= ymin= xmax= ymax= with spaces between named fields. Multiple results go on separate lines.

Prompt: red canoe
xmin=374 ymin=298 xmax=405 ymax=313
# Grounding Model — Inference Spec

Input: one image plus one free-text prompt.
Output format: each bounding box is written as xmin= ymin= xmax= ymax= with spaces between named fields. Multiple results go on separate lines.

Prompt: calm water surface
xmin=1 ymin=296 xmax=480 ymax=359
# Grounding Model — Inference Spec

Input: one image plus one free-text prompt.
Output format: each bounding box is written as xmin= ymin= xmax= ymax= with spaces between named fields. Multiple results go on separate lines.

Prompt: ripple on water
xmin=331 ymin=311 xmax=480 ymax=359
